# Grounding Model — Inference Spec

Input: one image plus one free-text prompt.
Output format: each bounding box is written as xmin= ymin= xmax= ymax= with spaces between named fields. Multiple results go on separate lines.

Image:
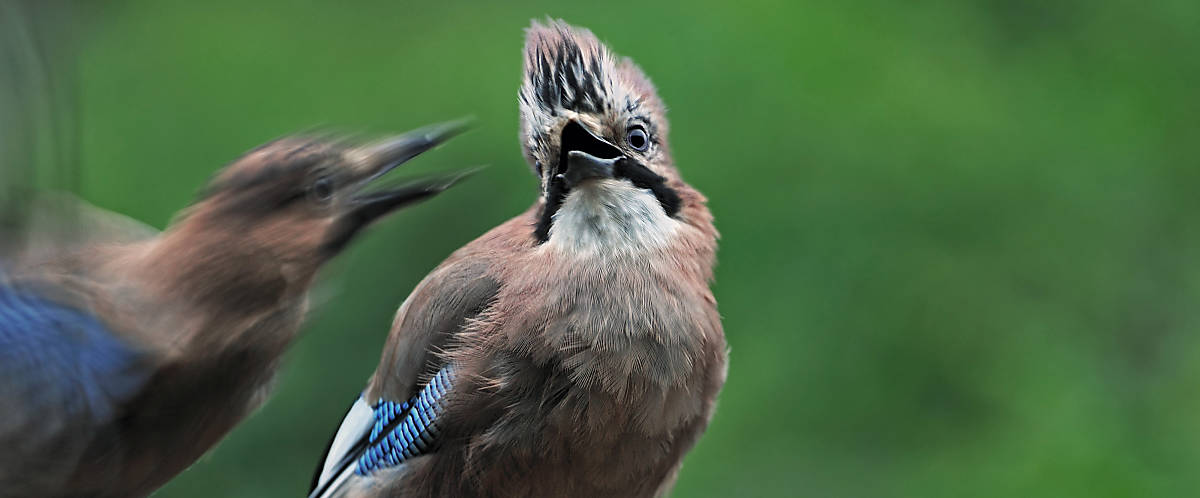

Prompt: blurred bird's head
xmin=166 ymin=124 xmax=465 ymax=283
xmin=519 ymin=20 xmax=693 ymax=245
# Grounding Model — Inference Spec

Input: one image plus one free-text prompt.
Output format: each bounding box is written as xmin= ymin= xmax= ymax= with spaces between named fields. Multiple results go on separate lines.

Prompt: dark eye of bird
xmin=309 ymin=176 xmax=334 ymax=203
xmin=626 ymin=126 xmax=649 ymax=152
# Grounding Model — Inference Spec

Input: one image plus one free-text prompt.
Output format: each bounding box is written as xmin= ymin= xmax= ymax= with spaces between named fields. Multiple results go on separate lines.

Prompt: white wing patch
xmin=315 ymin=396 xmax=373 ymax=492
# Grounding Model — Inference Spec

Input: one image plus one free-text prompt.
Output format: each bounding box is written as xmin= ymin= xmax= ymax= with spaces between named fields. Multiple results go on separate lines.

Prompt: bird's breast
xmin=497 ymin=224 xmax=722 ymax=433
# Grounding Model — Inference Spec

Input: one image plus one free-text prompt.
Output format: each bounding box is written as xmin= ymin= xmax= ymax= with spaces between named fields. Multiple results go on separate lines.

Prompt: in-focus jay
xmin=311 ymin=21 xmax=726 ymax=498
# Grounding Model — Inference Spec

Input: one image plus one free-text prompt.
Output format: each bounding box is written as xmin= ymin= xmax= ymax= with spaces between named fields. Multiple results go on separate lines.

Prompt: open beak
xmin=534 ymin=119 xmax=682 ymax=242
xmin=556 ymin=120 xmax=624 ymax=188
xmin=323 ymin=120 xmax=474 ymax=254
xmin=347 ymin=120 xmax=468 ymax=218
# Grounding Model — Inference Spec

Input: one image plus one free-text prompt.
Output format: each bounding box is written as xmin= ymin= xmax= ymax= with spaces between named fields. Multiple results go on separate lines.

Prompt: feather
xmin=311 ymin=395 xmax=374 ymax=493
xmin=310 ymin=367 xmax=455 ymax=498
xmin=367 ymin=256 xmax=500 ymax=403
xmin=0 ymin=280 xmax=153 ymax=495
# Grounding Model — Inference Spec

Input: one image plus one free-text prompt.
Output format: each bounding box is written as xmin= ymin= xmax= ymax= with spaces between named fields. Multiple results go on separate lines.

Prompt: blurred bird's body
xmin=312 ymin=21 xmax=726 ymax=498
xmin=0 ymin=127 xmax=464 ymax=498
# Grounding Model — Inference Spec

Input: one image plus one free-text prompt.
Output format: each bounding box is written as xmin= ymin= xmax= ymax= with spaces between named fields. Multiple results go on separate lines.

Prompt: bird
xmin=310 ymin=20 xmax=726 ymax=498
xmin=0 ymin=123 xmax=468 ymax=498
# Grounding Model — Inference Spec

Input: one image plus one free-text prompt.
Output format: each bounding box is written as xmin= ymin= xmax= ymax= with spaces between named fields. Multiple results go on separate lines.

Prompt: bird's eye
xmin=309 ymin=176 xmax=334 ymax=203
xmin=626 ymin=127 xmax=650 ymax=152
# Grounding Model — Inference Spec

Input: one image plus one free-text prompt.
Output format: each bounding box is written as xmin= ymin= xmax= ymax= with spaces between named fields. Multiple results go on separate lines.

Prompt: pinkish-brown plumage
xmin=313 ymin=20 xmax=725 ymax=498
xmin=0 ymin=126 xmax=464 ymax=498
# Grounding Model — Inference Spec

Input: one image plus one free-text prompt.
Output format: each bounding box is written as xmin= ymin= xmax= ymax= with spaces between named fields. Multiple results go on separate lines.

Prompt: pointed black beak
xmin=344 ymin=170 xmax=473 ymax=231
xmin=556 ymin=120 xmax=623 ymax=188
xmin=352 ymin=119 xmax=468 ymax=186
xmin=323 ymin=121 xmax=474 ymax=255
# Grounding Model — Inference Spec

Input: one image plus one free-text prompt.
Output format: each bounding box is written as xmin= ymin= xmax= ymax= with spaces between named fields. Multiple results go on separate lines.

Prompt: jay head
xmin=520 ymin=20 xmax=703 ymax=250
xmin=174 ymin=126 xmax=468 ymax=303
xmin=140 ymin=126 xmax=468 ymax=326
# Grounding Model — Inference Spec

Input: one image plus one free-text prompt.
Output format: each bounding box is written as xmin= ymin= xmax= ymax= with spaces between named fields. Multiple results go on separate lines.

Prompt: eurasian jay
xmin=310 ymin=21 xmax=726 ymax=498
xmin=0 ymin=124 xmax=466 ymax=497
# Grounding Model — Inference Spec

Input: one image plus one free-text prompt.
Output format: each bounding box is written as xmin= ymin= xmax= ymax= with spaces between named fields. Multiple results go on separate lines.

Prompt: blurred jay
xmin=0 ymin=124 xmax=466 ymax=497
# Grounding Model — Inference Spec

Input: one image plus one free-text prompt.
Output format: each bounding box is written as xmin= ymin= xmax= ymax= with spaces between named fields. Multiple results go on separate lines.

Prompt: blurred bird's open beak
xmin=346 ymin=121 xmax=469 ymax=219
xmin=323 ymin=121 xmax=473 ymax=254
xmin=557 ymin=120 xmax=623 ymax=188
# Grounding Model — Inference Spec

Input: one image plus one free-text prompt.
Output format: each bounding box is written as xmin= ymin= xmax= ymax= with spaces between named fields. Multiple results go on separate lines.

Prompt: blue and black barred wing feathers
xmin=309 ymin=366 xmax=456 ymax=498
xmin=309 ymin=252 xmax=499 ymax=498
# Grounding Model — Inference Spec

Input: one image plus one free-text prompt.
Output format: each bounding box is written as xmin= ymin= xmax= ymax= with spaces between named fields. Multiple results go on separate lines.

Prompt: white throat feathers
xmin=544 ymin=179 xmax=680 ymax=255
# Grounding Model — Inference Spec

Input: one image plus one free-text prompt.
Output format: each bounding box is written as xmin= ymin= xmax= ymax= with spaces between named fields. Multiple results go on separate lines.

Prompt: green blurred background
xmin=23 ymin=0 xmax=1200 ymax=496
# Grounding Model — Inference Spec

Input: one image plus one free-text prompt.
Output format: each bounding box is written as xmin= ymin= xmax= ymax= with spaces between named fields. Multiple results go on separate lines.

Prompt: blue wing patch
xmin=355 ymin=366 xmax=455 ymax=475
xmin=0 ymin=280 xmax=150 ymax=425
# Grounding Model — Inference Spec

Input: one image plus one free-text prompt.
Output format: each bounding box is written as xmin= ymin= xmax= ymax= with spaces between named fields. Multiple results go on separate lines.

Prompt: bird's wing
xmin=15 ymin=193 xmax=158 ymax=259
xmin=0 ymin=278 xmax=155 ymax=493
xmin=370 ymin=256 xmax=499 ymax=402
xmin=4 ymin=193 xmax=159 ymax=271
xmin=309 ymin=256 xmax=499 ymax=498
xmin=309 ymin=366 xmax=456 ymax=498
xmin=309 ymin=395 xmax=375 ymax=496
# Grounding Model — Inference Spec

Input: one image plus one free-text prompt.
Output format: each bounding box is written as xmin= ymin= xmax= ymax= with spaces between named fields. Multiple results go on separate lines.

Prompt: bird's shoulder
xmin=11 ymin=193 xmax=157 ymax=266
xmin=363 ymin=211 xmax=539 ymax=402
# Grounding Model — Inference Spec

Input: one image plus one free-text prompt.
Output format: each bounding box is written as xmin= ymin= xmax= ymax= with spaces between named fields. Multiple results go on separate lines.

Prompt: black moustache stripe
xmin=613 ymin=158 xmax=682 ymax=217
xmin=534 ymin=176 xmax=568 ymax=243
xmin=533 ymin=158 xmax=681 ymax=244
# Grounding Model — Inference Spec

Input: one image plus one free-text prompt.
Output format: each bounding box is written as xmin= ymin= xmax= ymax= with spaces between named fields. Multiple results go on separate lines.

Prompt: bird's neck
xmin=514 ymin=180 xmax=720 ymax=404
xmin=544 ymin=179 xmax=683 ymax=256
xmin=121 ymin=227 xmax=307 ymax=352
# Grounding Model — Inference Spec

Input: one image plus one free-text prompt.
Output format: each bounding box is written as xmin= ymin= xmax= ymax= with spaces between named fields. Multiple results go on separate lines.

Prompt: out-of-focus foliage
xmin=48 ymin=0 xmax=1200 ymax=496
